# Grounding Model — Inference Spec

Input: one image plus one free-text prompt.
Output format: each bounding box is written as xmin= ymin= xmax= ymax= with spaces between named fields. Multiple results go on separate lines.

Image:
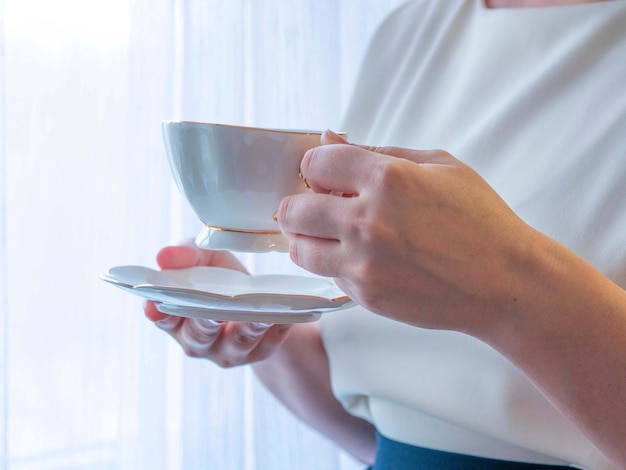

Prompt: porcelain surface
xmin=162 ymin=121 xmax=326 ymax=252
xmin=100 ymin=265 xmax=353 ymax=321
xmin=155 ymin=303 xmax=323 ymax=324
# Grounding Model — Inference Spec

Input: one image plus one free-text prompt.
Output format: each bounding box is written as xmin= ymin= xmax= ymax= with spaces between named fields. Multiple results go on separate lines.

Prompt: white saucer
xmin=100 ymin=266 xmax=353 ymax=319
xmin=195 ymin=226 xmax=289 ymax=253
xmin=155 ymin=303 xmax=322 ymax=324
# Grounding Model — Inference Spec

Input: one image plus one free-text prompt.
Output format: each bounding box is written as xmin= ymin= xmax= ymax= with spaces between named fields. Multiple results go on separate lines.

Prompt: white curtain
xmin=0 ymin=1 xmax=406 ymax=469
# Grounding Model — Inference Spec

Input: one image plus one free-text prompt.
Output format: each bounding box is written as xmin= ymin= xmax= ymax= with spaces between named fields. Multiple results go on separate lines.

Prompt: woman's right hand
xmin=146 ymin=242 xmax=377 ymax=464
xmin=143 ymin=241 xmax=293 ymax=368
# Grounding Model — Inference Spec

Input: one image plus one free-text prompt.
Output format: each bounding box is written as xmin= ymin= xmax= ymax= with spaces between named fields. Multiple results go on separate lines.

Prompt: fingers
xmin=156 ymin=241 xmax=247 ymax=272
xmin=144 ymin=300 xmax=177 ymax=323
xmin=246 ymin=323 xmax=293 ymax=361
xmin=210 ymin=322 xmax=279 ymax=366
xmin=320 ymin=129 xmax=349 ymax=146
xmin=145 ymin=300 xmax=224 ymax=358
xmin=156 ymin=244 xmax=201 ymax=269
xmin=288 ymin=234 xmax=344 ymax=278
xmin=144 ymin=298 xmax=293 ymax=367
xmin=361 ymin=147 xmax=456 ymax=166
xmin=320 ymin=129 xmax=458 ymax=166
xmin=300 ymin=142 xmax=382 ymax=195
xmin=175 ymin=321 xmax=291 ymax=367
xmin=300 ymin=138 xmax=452 ymax=197
xmin=206 ymin=250 xmax=248 ymax=272
xmin=147 ymin=237 xmax=273 ymax=367
xmin=178 ymin=318 xmax=225 ymax=357
xmin=279 ymin=192 xmax=352 ymax=241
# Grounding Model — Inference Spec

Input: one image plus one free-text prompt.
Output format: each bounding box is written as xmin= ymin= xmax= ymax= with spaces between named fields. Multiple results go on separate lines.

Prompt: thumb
xmin=357 ymin=144 xmax=457 ymax=166
xmin=321 ymin=129 xmax=457 ymax=166
xmin=320 ymin=129 xmax=349 ymax=145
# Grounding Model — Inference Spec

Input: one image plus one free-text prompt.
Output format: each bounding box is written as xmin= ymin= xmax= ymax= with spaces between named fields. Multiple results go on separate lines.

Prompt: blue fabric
xmin=370 ymin=432 xmax=572 ymax=470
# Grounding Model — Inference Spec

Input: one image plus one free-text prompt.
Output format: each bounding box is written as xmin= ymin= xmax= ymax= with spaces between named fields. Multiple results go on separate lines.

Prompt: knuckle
xmin=155 ymin=316 xmax=181 ymax=332
xmin=181 ymin=345 xmax=203 ymax=359
xmin=179 ymin=323 xmax=220 ymax=355
xmin=371 ymin=158 xmax=410 ymax=191
xmin=360 ymin=214 xmax=388 ymax=246
xmin=196 ymin=319 xmax=223 ymax=335
xmin=373 ymin=145 xmax=393 ymax=155
xmin=342 ymin=205 xmax=393 ymax=250
xmin=433 ymin=148 xmax=451 ymax=158
xmin=233 ymin=333 xmax=258 ymax=347
xmin=243 ymin=322 xmax=271 ymax=335
xmin=215 ymin=358 xmax=236 ymax=368
xmin=352 ymin=257 xmax=378 ymax=287
xmin=342 ymin=215 xmax=362 ymax=241
xmin=183 ymin=327 xmax=216 ymax=346
xmin=345 ymin=259 xmax=384 ymax=309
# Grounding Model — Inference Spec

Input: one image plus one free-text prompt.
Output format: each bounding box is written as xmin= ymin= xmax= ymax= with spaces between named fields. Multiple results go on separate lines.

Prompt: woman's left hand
xmin=279 ymin=131 xmax=626 ymax=467
xmin=277 ymin=130 xmax=540 ymax=336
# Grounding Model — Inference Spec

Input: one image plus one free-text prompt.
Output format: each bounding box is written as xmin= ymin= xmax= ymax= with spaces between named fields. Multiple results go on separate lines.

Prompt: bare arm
xmin=482 ymin=233 xmax=626 ymax=467
xmin=253 ymin=323 xmax=377 ymax=464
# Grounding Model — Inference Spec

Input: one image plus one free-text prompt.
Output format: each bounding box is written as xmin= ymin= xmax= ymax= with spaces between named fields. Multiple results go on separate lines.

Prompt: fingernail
xmin=275 ymin=324 xmax=292 ymax=334
xmin=325 ymin=129 xmax=348 ymax=143
xmin=247 ymin=322 xmax=273 ymax=334
xmin=156 ymin=317 xmax=177 ymax=328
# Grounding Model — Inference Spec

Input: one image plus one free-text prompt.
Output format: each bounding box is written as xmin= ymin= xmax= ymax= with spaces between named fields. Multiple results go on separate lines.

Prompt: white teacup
xmin=162 ymin=120 xmax=337 ymax=253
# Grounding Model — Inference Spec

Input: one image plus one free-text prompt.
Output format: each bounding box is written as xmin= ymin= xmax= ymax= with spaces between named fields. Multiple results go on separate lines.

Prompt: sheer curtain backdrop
xmin=0 ymin=1 xmax=406 ymax=469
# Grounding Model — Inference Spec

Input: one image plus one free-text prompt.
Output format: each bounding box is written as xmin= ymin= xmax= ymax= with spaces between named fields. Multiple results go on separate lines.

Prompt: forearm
xmin=252 ymin=322 xmax=377 ymax=464
xmin=484 ymin=231 xmax=626 ymax=467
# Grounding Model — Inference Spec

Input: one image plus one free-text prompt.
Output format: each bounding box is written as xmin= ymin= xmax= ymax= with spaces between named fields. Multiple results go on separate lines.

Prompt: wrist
xmin=483 ymin=228 xmax=622 ymax=365
xmin=487 ymin=231 xmax=576 ymax=345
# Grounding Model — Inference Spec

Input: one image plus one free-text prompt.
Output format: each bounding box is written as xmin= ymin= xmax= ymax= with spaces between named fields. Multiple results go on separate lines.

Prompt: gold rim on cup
xmin=206 ymin=225 xmax=283 ymax=235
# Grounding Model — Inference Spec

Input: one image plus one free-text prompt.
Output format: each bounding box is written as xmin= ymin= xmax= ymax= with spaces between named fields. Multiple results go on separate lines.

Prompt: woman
xmin=145 ymin=0 xmax=626 ymax=467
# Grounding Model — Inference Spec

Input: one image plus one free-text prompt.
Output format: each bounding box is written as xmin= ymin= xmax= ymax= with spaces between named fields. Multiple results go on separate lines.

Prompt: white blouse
xmin=320 ymin=1 xmax=626 ymax=468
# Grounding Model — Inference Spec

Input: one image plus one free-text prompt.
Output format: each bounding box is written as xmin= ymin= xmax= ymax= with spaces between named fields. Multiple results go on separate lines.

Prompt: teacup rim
xmin=161 ymin=120 xmax=347 ymax=136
